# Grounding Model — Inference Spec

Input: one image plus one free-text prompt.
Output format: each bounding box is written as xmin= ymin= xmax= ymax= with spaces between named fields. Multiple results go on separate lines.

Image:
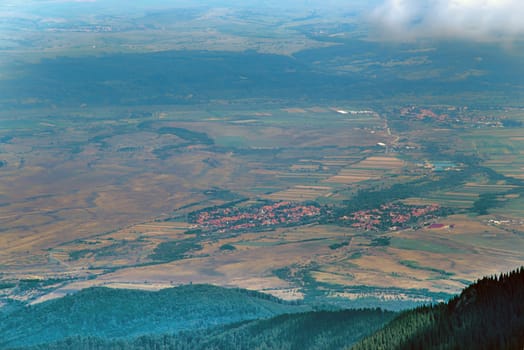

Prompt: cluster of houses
xmin=400 ymin=106 xmax=449 ymax=122
xmin=191 ymin=201 xmax=321 ymax=233
xmin=399 ymin=105 xmax=511 ymax=128
xmin=341 ymin=203 xmax=442 ymax=231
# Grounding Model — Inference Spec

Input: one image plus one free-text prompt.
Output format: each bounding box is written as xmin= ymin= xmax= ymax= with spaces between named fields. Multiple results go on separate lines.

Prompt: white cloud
xmin=369 ymin=0 xmax=524 ymax=42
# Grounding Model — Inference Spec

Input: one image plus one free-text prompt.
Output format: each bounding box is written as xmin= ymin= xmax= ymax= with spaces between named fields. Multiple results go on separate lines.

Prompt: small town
xmin=399 ymin=105 xmax=519 ymax=128
xmin=189 ymin=201 xmax=323 ymax=234
xmin=341 ymin=203 xmax=444 ymax=231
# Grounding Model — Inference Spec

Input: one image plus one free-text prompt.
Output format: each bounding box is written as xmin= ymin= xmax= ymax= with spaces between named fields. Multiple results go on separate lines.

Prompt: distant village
xmin=189 ymin=201 xmax=322 ymax=234
xmin=188 ymin=199 xmax=450 ymax=234
xmin=399 ymin=106 xmax=520 ymax=128
xmin=340 ymin=202 xmax=447 ymax=231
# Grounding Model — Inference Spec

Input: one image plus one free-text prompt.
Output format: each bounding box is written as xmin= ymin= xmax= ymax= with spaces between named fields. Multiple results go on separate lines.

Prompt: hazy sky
xmin=370 ymin=0 xmax=524 ymax=42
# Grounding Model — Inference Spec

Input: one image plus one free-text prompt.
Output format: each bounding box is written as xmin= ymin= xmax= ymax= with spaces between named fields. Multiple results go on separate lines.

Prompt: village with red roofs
xmin=340 ymin=203 xmax=447 ymax=231
xmin=189 ymin=200 xmax=451 ymax=234
xmin=189 ymin=201 xmax=323 ymax=234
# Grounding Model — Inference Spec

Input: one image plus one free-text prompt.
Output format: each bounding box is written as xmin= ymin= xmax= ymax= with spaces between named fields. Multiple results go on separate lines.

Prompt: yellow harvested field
xmin=442 ymin=192 xmax=479 ymax=197
xmin=464 ymin=183 xmax=518 ymax=190
xmin=263 ymin=185 xmax=333 ymax=201
xmin=355 ymin=156 xmax=405 ymax=169
xmin=295 ymin=185 xmax=332 ymax=190
xmin=323 ymin=156 xmax=405 ymax=184
xmin=290 ymin=164 xmax=321 ymax=171
xmin=400 ymin=198 xmax=435 ymax=206
xmin=324 ymin=170 xmax=377 ymax=184
xmin=282 ymin=108 xmax=307 ymax=113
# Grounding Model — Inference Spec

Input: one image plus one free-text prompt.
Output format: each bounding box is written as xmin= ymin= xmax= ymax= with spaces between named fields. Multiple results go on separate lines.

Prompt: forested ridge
xmin=352 ymin=266 xmax=524 ymax=350
xmin=8 ymin=309 xmax=394 ymax=350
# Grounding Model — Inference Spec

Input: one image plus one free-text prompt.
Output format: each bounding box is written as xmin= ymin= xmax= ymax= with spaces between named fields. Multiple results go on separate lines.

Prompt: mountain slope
xmin=12 ymin=309 xmax=396 ymax=350
xmin=352 ymin=266 xmax=524 ymax=350
xmin=0 ymin=284 xmax=308 ymax=348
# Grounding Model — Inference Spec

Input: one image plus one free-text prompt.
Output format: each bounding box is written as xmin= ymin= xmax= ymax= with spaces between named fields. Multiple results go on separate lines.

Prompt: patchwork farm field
xmin=1 ymin=72 xmax=524 ymax=308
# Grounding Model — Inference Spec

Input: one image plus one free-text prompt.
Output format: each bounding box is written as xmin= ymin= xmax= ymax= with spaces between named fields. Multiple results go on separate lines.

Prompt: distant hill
xmin=11 ymin=309 xmax=396 ymax=350
xmin=0 ymin=284 xmax=309 ymax=348
xmin=352 ymin=267 xmax=524 ymax=350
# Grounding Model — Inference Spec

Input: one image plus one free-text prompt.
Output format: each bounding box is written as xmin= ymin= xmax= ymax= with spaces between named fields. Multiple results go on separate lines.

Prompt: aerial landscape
xmin=0 ymin=0 xmax=523 ymax=349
